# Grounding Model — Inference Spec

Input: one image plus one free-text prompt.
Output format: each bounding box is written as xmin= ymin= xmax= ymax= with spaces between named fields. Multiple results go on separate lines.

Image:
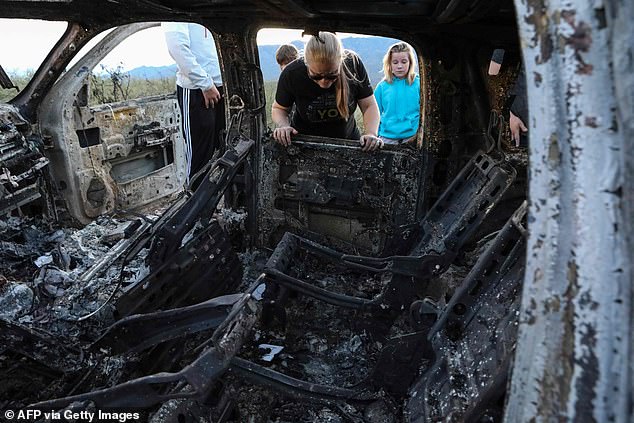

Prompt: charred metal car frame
xmin=0 ymin=0 xmax=632 ymax=422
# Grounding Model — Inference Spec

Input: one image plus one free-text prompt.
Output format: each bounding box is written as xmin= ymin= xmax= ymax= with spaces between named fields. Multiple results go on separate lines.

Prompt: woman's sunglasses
xmin=308 ymin=72 xmax=339 ymax=81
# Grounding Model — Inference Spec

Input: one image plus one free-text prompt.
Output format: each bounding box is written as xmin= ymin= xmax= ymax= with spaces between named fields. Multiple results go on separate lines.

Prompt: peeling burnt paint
xmin=561 ymin=10 xmax=595 ymax=75
xmin=574 ymin=323 xmax=599 ymax=419
xmin=525 ymin=0 xmax=554 ymax=64
xmin=557 ymin=263 xmax=577 ymax=418
xmin=543 ymin=295 xmax=560 ymax=313
xmin=507 ymin=0 xmax=631 ymax=420
xmin=594 ymin=7 xmax=607 ymax=30
xmin=578 ymin=290 xmax=599 ymax=311
xmin=585 ymin=116 xmax=599 ymax=127
xmin=547 ymin=133 xmax=561 ymax=168
xmin=561 ymin=10 xmax=593 ymax=52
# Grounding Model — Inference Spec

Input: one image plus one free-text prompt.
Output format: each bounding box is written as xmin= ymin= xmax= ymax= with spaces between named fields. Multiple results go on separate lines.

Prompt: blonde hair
xmin=276 ymin=44 xmax=299 ymax=67
xmin=382 ymin=42 xmax=416 ymax=84
xmin=305 ymin=31 xmax=350 ymax=119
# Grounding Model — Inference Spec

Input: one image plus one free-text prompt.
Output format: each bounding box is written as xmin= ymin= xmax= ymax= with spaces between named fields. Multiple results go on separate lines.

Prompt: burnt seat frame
xmin=263 ymin=149 xmax=518 ymax=311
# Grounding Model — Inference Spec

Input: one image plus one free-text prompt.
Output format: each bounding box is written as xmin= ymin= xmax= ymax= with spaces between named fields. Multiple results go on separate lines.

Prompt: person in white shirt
xmin=163 ymin=22 xmax=224 ymax=183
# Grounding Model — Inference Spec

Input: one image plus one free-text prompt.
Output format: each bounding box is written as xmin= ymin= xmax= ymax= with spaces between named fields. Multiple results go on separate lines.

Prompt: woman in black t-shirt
xmin=271 ymin=32 xmax=382 ymax=152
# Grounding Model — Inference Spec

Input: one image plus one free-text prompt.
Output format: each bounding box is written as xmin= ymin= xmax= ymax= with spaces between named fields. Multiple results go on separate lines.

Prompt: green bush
xmin=0 ymin=70 xmax=33 ymax=103
xmin=90 ymin=65 xmax=176 ymax=105
xmin=0 ymin=68 xmax=176 ymax=105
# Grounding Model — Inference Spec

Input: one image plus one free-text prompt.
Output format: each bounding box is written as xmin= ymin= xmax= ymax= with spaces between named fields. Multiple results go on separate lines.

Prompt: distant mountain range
xmin=129 ymin=36 xmax=402 ymax=87
xmin=128 ymin=64 xmax=177 ymax=80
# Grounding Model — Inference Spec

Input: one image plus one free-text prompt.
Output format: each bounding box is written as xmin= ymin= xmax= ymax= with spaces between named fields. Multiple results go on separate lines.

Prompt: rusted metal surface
xmin=213 ymin=30 xmax=266 ymax=241
xmin=506 ymin=0 xmax=632 ymax=421
xmin=37 ymin=23 xmax=187 ymax=224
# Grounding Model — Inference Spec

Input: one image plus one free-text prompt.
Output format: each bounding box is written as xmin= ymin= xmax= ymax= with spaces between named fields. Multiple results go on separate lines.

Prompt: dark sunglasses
xmin=308 ymin=71 xmax=339 ymax=81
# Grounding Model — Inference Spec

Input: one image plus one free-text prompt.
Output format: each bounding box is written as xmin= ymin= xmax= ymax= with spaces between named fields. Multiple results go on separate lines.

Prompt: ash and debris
xmin=1 ymin=204 xmax=490 ymax=422
xmin=219 ymin=207 xmax=249 ymax=249
xmin=0 ymin=211 xmax=159 ymax=411
xmin=219 ymin=207 xmax=248 ymax=230
xmin=0 ymin=214 xmax=148 ymax=336
xmin=228 ymin=247 xmax=414 ymax=422
xmin=238 ymin=247 xmax=269 ymax=286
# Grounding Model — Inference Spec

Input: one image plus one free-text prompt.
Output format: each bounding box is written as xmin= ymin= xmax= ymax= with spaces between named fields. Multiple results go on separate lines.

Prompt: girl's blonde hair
xmin=305 ymin=31 xmax=350 ymax=119
xmin=382 ymin=42 xmax=416 ymax=85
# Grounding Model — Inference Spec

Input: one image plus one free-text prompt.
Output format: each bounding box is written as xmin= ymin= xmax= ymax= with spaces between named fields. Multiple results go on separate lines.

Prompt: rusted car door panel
xmin=38 ymin=23 xmax=186 ymax=223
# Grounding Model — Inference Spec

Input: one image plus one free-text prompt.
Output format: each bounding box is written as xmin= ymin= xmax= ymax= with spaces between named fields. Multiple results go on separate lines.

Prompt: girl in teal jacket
xmin=374 ymin=42 xmax=420 ymax=144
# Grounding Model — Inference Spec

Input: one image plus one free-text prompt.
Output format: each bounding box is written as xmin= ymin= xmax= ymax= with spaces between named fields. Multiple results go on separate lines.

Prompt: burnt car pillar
xmin=211 ymin=27 xmax=266 ymax=244
xmin=506 ymin=0 xmax=633 ymax=421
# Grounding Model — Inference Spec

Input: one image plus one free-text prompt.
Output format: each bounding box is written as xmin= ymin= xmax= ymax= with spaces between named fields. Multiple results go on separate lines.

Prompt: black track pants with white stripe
xmin=176 ymin=85 xmax=225 ymax=182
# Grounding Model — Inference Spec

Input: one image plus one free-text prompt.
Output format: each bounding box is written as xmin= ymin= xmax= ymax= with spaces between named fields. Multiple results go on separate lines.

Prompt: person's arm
xmin=271 ymin=101 xmax=297 ymax=146
xmin=163 ymin=23 xmax=220 ymax=108
xmin=509 ymin=111 xmax=527 ymax=147
xmin=346 ymin=53 xmax=380 ymax=151
xmin=358 ymin=95 xmax=381 ymax=152
xmin=489 ymin=48 xmax=505 ymax=75
xmin=509 ymin=63 xmax=528 ymax=146
xmin=374 ymin=82 xmax=384 ymax=114
xmin=271 ymin=66 xmax=298 ymax=146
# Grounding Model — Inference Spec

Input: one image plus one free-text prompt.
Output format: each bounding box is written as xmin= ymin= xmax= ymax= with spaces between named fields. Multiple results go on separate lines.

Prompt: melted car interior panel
xmin=259 ymin=134 xmax=425 ymax=255
xmin=0 ymin=105 xmax=50 ymax=216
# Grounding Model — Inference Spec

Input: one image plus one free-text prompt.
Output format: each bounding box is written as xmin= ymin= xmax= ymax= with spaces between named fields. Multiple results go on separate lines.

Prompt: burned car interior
xmin=2 ymin=0 xmax=630 ymax=422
